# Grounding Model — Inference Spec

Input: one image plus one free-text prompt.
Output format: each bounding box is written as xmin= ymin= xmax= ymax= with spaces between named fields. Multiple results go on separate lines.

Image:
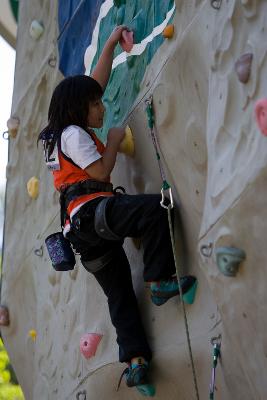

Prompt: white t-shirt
xmin=61 ymin=125 xmax=102 ymax=169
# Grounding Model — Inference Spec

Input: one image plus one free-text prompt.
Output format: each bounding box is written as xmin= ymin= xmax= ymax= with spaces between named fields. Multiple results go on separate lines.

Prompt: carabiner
xmin=160 ymin=187 xmax=174 ymax=209
xmin=211 ymin=334 xmax=222 ymax=347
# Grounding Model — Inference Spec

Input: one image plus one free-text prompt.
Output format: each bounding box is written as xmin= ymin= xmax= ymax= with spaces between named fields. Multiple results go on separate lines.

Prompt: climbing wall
xmin=1 ymin=0 xmax=267 ymax=399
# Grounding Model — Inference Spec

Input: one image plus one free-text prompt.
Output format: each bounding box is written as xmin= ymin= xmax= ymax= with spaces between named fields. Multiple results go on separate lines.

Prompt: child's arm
xmin=85 ymin=127 xmax=125 ymax=181
xmin=91 ymin=26 xmax=127 ymax=90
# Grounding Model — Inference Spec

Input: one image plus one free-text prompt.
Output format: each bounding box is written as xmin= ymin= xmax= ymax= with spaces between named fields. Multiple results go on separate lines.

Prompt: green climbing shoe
xmin=150 ymin=275 xmax=196 ymax=306
xmin=118 ymin=358 xmax=149 ymax=389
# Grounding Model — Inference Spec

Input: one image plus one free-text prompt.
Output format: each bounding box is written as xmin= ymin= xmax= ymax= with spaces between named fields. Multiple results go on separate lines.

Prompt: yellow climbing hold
xmin=27 ymin=177 xmax=39 ymax=199
xmin=119 ymin=125 xmax=135 ymax=157
xmin=7 ymin=117 xmax=20 ymax=138
xmin=28 ymin=329 xmax=37 ymax=341
xmin=163 ymin=24 xmax=174 ymax=39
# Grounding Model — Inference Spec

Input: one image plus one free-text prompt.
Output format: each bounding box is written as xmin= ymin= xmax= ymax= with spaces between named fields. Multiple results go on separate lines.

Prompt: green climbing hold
xmin=215 ymin=247 xmax=246 ymax=277
xmin=137 ymin=384 xmax=156 ymax=397
xmin=182 ymin=279 xmax=198 ymax=305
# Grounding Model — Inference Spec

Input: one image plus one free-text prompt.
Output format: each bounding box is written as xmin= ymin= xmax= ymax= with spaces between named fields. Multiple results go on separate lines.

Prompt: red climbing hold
xmin=255 ymin=98 xmax=267 ymax=136
xmin=80 ymin=333 xmax=103 ymax=359
xmin=119 ymin=30 xmax=134 ymax=53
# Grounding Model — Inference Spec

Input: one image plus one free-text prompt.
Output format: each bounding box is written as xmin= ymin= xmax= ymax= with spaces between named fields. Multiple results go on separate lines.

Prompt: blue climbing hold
xmin=215 ymin=247 xmax=246 ymax=277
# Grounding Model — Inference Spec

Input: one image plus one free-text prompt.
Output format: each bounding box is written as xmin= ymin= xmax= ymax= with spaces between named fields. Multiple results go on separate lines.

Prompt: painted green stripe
xmin=9 ymin=0 xmax=19 ymax=22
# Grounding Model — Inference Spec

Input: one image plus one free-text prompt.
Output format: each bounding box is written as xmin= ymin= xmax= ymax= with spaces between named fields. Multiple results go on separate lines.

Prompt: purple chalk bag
xmin=45 ymin=232 xmax=75 ymax=271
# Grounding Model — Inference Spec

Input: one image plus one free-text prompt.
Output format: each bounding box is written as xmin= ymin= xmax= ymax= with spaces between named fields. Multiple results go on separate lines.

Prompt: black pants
xmin=70 ymin=194 xmax=176 ymax=363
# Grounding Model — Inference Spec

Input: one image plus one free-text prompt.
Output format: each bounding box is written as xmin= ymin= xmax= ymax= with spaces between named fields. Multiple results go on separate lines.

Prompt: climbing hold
xmin=119 ymin=125 xmax=135 ymax=157
xmin=235 ymin=53 xmax=253 ymax=83
xmin=80 ymin=333 xmax=103 ymax=359
xmin=162 ymin=24 xmax=174 ymax=39
xmin=255 ymin=98 xmax=267 ymax=136
xmin=6 ymin=117 xmax=20 ymax=138
xmin=27 ymin=177 xmax=39 ymax=199
xmin=119 ymin=30 xmax=134 ymax=53
xmin=29 ymin=20 xmax=44 ymax=40
xmin=136 ymin=384 xmax=156 ymax=397
xmin=0 ymin=306 xmax=10 ymax=327
xmin=215 ymin=247 xmax=246 ymax=277
xmin=28 ymin=329 xmax=37 ymax=341
xmin=182 ymin=279 xmax=198 ymax=305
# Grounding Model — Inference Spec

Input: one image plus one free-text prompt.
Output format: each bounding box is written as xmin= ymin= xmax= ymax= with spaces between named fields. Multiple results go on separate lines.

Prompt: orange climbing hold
xmin=163 ymin=24 xmax=174 ymax=39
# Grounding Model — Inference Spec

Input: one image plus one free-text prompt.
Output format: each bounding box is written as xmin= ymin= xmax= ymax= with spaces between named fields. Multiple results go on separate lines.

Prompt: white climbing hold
xmin=7 ymin=117 xmax=20 ymax=138
xmin=30 ymin=20 xmax=44 ymax=40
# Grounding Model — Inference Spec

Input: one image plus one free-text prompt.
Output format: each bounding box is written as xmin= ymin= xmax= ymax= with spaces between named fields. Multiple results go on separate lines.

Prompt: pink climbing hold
xmin=80 ymin=333 xmax=103 ymax=359
xmin=119 ymin=30 xmax=134 ymax=53
xmin=255 ymin=98 xmax=267 ymax=136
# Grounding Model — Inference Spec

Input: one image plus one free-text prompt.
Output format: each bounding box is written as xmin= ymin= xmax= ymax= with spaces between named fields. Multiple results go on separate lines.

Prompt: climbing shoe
xmin=117 ymin=357 xmax=149 ymax=389
xmin=150 ymin=275 xmax=196 ymax=306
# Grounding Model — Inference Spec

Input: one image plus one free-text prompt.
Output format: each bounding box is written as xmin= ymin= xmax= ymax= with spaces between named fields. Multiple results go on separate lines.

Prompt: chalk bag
xmin=45 ymin=232 xmax=75 ymax=271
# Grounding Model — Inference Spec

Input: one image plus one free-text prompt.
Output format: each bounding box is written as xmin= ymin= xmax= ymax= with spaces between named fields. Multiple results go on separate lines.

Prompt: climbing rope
xmin=145 ymin=96 xmax=200 ymax=400
xmin=209 ymin=335 xmax=221 ymax=399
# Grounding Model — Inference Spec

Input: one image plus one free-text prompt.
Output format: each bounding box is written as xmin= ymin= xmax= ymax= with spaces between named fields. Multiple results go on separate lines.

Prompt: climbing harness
xmin=209 ymin=335 xmax=221 ymax=399
xmin=94 ymin=197 xmax=123 ymax=241
xmin=211 ymin=0 xmax=222 ymax=10
xmin=145 ymin=96 xmax=200 ymax=400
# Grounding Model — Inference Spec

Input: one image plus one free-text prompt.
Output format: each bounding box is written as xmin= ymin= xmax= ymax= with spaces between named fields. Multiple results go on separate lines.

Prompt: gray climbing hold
xmin=235 ymin=53 xmax=253 ymax=84
xmin=215 ymin=247 xmax=246 ymax=277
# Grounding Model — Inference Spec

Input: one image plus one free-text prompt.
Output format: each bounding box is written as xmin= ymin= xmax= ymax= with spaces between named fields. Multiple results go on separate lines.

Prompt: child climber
xmin=40 ymin=26 xmax=196 ymax=389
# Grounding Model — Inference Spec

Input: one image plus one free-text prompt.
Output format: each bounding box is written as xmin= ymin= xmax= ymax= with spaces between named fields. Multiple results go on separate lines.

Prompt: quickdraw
xmin=145 ymin=97 xmax=174 ymax=209
xmin=145 ymin=96 xmax=199 ymax=400
xmin=209 ymin=335 xmax=222 ymax=399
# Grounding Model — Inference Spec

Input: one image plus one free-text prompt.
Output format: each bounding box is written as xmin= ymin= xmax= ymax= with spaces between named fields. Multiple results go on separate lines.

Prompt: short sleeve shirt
xmin=61 ymin=125 xmax=101 ymax=169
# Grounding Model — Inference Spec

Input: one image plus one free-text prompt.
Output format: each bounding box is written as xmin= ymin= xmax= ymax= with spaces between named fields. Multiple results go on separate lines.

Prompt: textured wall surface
xmin=1 ymin=0 xmax=267 ymax=399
